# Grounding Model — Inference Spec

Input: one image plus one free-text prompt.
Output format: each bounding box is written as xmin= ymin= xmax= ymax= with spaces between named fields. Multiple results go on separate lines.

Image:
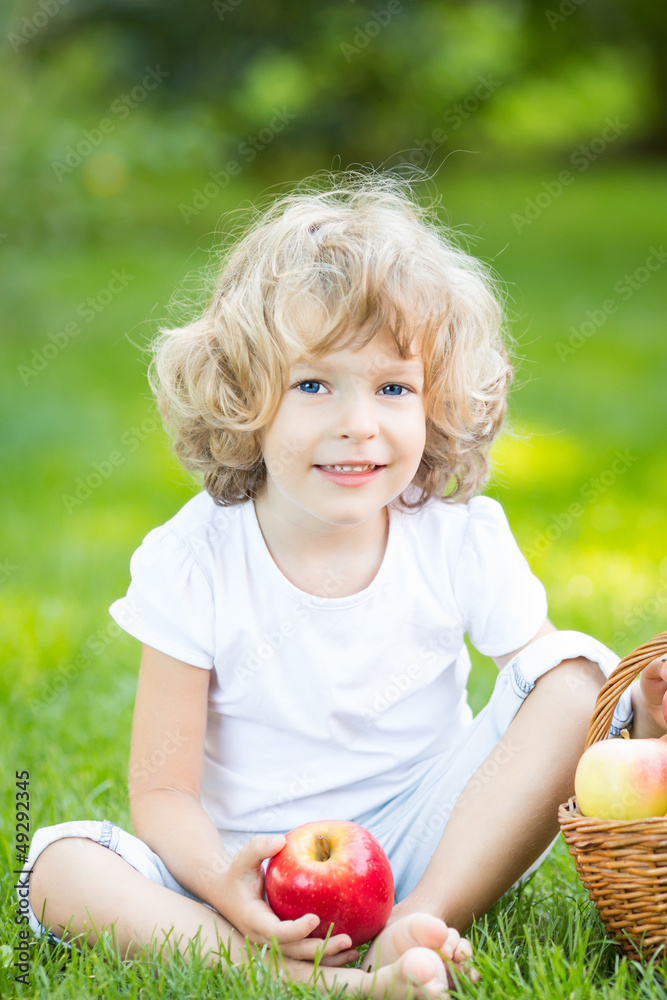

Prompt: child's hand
xmin=633 ymin=655 xmax=667 ymax=738
xmin=216 ymin=834 xmax=359 ymax=965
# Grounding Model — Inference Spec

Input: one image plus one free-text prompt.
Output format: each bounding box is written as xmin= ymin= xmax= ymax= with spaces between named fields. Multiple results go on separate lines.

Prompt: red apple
xmin=575 ymin=731 xmax=667 ymax=820
xmin=265 ymin=820 xmax=394 ymax=947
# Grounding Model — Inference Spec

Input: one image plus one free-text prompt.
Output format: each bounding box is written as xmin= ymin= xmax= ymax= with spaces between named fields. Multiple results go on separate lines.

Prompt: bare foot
xmin=362 ymin=946 xmax=450 ymax=999
xmin=264 ymin=922 xmax=458 ymax=1000
xmin=268 ymin=941 xmax=450 ymax=1000
xmin=362 ymin=912 xmax=479 ymax=988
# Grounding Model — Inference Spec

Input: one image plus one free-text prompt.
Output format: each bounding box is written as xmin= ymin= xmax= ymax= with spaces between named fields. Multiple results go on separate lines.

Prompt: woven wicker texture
xmin=558 ymin=631 xmax=667 ymax=960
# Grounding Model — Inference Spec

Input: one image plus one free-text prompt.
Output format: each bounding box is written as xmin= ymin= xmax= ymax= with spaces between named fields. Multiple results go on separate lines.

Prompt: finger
xmin=645 ymin=656 xmax=667 ymax=680
xmin=273 ymin=935 xmax=356 ymax=963
xmin=307 ymin=932 xmax=354 ymax=956
xmin=256 ymin=905 xmax=353 ymax=953
xmin=234 ymin=834 xmax=286 ymax=871
xmin=260 ymin=912 xmax=321 ymax=943
xmin=320 ymin=949 xmax=360 ymax=966
xmin=274 ymin=921 xmax=353 ymax=953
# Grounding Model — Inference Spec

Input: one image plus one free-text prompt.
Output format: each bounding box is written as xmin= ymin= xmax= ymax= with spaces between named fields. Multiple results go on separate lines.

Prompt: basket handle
xmin=585 ymin=630 xmax=667 ymax=748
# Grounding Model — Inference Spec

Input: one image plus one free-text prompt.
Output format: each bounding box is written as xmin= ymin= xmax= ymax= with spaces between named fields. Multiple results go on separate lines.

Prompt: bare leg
xmin=373 ymin=657 xmax=604 ymax=940
xmin=29 ymin=837 xmax=452 ymax=999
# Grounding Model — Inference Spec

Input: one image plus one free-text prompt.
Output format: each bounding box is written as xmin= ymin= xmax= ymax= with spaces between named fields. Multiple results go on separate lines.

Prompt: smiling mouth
xmin=317 ymin=464 xmax=384 ymax=473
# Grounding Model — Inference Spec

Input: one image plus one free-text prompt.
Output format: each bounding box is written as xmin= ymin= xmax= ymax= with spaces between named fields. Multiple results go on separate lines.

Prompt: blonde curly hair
xmin=148 ymin=168 xmax=513 ymax=510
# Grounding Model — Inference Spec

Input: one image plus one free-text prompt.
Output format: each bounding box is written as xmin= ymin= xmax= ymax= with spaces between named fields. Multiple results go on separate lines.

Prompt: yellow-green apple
xmin=575 ymin=731 xmax=667 ymax=820
xmin=265 ymin=820 xmax=394 ymax=947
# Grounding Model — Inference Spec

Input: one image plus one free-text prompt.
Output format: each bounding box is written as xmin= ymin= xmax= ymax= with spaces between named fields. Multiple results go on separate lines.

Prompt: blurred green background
xmin=1 ymin=0 xmax=667 ymax=859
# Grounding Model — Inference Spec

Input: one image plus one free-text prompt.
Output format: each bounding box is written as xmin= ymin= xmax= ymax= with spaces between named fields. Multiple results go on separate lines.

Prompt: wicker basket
xmin=558 ymin=631 xmax=667 ymax=961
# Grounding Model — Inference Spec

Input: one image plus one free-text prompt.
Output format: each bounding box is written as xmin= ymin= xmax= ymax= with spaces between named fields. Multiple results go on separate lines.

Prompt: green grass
xmin=2 ymin=160 xmax=667 ymax=997
xmin=5 ymin=843 xmax=667 ymax=998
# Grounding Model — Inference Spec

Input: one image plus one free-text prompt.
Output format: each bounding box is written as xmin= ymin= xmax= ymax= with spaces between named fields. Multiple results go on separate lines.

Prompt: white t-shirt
xmin=109 ymin=488 xmax=547 ymax=832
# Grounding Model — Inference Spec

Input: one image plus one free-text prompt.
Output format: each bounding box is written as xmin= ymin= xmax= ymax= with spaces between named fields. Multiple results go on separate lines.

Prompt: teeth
xmin=321 ymin=464 xmax=376 ymax=472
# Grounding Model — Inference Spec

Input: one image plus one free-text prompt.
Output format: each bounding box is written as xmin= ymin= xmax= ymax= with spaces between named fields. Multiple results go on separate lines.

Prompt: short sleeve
xmin=109 ymin=525 xmax=215 ymax=669
xmin=453 ymin=496 xmax=548 ymax=658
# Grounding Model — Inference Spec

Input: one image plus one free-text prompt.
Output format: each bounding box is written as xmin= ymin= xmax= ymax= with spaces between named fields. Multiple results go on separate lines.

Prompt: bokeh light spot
xmin=82 ymin=153 xmax=129 ymax=198
xmin=568 ymin=574 xmax=594 ymax=599
xmin=589 ymin=502 xmax=622 ymax=533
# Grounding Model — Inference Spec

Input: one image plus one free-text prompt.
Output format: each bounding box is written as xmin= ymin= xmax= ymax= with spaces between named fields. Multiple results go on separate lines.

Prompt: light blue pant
xmin=22 ymin=630 xmax=628 ymax=946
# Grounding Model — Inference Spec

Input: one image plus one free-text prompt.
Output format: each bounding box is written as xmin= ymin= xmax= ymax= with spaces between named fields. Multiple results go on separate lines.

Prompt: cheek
xmin=262 ymin=407 xmax=292 ymax=453
xmin=262 ymin=417 xmax=314 ymax=478
xmin=408 ymin=409 xmax=427 ymax=449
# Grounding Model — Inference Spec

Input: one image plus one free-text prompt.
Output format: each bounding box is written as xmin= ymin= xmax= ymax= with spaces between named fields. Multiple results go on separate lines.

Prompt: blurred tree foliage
xmin=6 ymin=0 xmax=666 ymax=161
xmin=1 ymin=0 xmax=664 ymax=251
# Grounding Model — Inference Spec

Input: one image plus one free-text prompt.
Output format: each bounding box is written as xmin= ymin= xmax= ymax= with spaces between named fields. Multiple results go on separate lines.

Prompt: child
xmin=24 ymin=169 xmax=667 ymax=999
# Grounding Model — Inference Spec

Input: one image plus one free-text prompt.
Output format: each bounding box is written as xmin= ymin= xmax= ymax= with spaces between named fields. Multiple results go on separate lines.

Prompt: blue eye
xmin=381 ymin=384 xmax=408 ymax=396
xmin=295 ymin=380 xmax=323 ymax=394
xmin=293 ymin=381 xmax=410 ymax=396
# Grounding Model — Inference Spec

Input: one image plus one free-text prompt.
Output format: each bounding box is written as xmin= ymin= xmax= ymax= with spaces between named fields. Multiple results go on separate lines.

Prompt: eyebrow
xmin=290 ymin=359 xmax=424 ymax=376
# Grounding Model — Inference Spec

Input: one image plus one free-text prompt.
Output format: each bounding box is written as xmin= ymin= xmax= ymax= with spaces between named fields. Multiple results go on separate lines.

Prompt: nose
xmin=335 ymin=388 xmax=379 ymax=441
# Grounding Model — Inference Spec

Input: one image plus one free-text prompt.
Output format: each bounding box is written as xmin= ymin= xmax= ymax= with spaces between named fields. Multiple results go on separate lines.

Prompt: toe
xmin=453 ymin=936 xmax=473 ymax=964
xmin=399 ymin=948 xmax=449 ymax=999
xmin=435 ymin=927 xmax=461 ymax=961
xmin=401 ymin=912 xmax=453 ymax=953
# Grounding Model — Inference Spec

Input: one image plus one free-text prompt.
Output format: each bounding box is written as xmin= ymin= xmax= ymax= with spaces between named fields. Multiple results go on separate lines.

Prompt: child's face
xmin=258 ymin=330 xmax=427 ymax=527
